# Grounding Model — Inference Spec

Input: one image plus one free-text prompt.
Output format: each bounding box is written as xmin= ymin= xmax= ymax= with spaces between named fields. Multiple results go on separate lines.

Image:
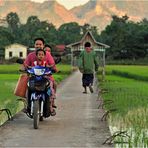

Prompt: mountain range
xmin=0 ymin=0 xmax=148 ymax=31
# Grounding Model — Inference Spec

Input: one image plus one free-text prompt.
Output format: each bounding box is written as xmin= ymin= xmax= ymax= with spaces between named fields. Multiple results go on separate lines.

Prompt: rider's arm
xmin=46 ymin=64 xmax=54 ymax=68
xmin=46 ymin=51 xmax=58 ymax=72
xmin=23 ymin=52 xmax=36 ymax=69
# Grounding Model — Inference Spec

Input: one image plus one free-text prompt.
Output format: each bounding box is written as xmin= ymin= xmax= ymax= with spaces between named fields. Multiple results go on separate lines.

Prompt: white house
xmin=5 ymin=43 xmax=27 ymax=59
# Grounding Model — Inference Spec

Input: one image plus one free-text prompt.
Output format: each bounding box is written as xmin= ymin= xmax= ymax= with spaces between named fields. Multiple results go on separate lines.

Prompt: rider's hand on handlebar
xmin=19 ymin=69 xmax=27 ymax=73
xmin=46 ymin=64 xmax=57 ymax=73
xmin=27 ymin=66 xmax=32 ymax=69
xmin=46 ymin=64 xmax=54 ymax=68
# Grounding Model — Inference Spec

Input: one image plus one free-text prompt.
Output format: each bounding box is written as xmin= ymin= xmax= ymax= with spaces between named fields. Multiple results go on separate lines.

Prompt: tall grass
xmin=99 ymin=65 xmax=148 ymax=147
xmin=102 ymin=75 xmax=148 ymax=128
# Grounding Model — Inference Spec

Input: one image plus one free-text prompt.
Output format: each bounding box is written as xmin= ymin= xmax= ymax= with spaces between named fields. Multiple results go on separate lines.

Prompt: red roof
xmin=55 ymin=45 xmax=65 ymax=51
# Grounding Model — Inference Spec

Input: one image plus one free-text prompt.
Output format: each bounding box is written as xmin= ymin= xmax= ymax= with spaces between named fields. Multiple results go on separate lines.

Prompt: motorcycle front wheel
xmin=33 ymin=100 xmax=40 ymax=129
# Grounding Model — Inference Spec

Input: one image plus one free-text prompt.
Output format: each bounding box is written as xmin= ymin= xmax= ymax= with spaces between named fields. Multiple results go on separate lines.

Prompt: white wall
xmin=5 ymin=44 xmax=27 ymax=59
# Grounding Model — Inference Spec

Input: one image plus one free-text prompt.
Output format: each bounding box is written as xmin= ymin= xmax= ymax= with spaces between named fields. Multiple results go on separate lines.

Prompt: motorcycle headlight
xmin=34 ymin=68 xmax=45 ymax=76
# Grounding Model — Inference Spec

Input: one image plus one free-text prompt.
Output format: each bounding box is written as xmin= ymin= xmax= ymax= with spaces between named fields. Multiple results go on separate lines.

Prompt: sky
xmin=31 ymin=0 xmax=89 ymax=9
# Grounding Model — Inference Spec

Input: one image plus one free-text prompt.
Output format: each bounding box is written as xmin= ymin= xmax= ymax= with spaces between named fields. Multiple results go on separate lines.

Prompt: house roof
xmin=5 ymin=43 xmax=27 ymax=49
xmin=66 ymin=31 xmax=110 ymax=48
xmin=55 ymin=44 xmax=65 ymax=52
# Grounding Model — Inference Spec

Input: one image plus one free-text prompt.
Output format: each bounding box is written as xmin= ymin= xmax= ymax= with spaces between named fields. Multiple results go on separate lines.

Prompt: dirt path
xmin=0 ymin=71 xmax=111 ymax=147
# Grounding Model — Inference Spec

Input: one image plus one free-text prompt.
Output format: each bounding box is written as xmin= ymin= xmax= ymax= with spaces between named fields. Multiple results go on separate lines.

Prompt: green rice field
xmin=106 ymin=65 xmax=148 ymax=81
xmin=99 ymin=65 xmax=148 ymax=147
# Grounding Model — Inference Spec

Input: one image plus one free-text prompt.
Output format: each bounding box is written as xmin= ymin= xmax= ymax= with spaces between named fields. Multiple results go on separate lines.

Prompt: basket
xmin=14 ymin=74 xmax=29 ymax=98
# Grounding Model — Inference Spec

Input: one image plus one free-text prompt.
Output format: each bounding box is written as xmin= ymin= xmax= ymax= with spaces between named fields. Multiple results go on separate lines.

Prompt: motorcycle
xmin=17 ymin=63 xmax=54 ymax=129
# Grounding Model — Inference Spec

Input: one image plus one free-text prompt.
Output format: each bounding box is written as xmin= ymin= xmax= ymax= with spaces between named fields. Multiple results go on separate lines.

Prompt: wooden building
xmin=67 ymin=31 xmax=109 ymax=52
xmin=66 ymin=31 xmax=110 ymax=79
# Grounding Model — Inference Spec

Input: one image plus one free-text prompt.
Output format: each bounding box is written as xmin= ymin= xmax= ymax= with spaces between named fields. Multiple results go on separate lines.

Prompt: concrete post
xmin=102 ymin=49 xmax=105 ymax=81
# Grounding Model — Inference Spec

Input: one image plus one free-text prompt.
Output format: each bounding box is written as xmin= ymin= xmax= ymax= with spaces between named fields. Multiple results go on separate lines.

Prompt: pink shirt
xmin=32 ymin=60 xmax=47 ymax=66
xmin=24 ymin=51 xmax=57 ymax=81
xmin=24 ymin=51 xmax=54 ymax=66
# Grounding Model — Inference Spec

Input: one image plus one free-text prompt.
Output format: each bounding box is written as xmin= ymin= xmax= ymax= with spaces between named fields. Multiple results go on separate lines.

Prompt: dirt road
xmin=0 ymin=71 xmax=111 ymax=147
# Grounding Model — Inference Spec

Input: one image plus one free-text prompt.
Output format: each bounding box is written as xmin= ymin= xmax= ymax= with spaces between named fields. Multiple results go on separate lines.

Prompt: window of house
xmin=19 ymin=52 xmax=23 ymax=57
xmin=9 ymin=51 xmax=12 ymax=57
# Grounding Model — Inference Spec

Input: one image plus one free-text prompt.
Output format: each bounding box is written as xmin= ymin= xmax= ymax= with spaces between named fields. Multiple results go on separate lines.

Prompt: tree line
xmin=0 ymin=12 xmax=148 ymax=61
xmin=0 ymin=12 xmax=97 ymax=50
xmin=99 ymin=15 xmax=148 ymax=61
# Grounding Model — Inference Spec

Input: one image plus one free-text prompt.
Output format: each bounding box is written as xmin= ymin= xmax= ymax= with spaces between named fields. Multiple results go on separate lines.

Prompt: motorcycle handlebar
xmin=19 ymin=69 xmax=27 ymax=73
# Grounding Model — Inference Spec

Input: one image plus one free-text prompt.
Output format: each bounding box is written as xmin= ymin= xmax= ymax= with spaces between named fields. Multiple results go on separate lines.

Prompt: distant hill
xmin=0 ymin=0 xmax=148 ymax=31
xmin=70 ymin=0 xmax=148 ymax=30
xmin=0 ymin=0 xmax=80 ymax=27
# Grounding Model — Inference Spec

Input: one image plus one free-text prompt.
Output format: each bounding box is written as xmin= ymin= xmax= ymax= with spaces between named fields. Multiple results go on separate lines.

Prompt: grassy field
xmin=99 ymin=65 xmax=148 ymax=147
xmin=106 ymin=65 xmax=148 ymax=81
xmin=0 ymin=64 xmax=72 ymax=125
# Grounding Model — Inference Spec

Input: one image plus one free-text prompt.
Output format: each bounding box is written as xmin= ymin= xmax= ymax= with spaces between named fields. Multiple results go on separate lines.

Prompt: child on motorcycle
xmin=33 ymin=48 xmax=56 ymax=116
xmin=44 ymin=44 xmax=60 ymax=102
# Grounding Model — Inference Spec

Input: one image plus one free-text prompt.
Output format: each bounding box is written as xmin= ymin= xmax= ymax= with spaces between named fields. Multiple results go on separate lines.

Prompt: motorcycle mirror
xmin=16 ymin=58 xmax=24 ymax=64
